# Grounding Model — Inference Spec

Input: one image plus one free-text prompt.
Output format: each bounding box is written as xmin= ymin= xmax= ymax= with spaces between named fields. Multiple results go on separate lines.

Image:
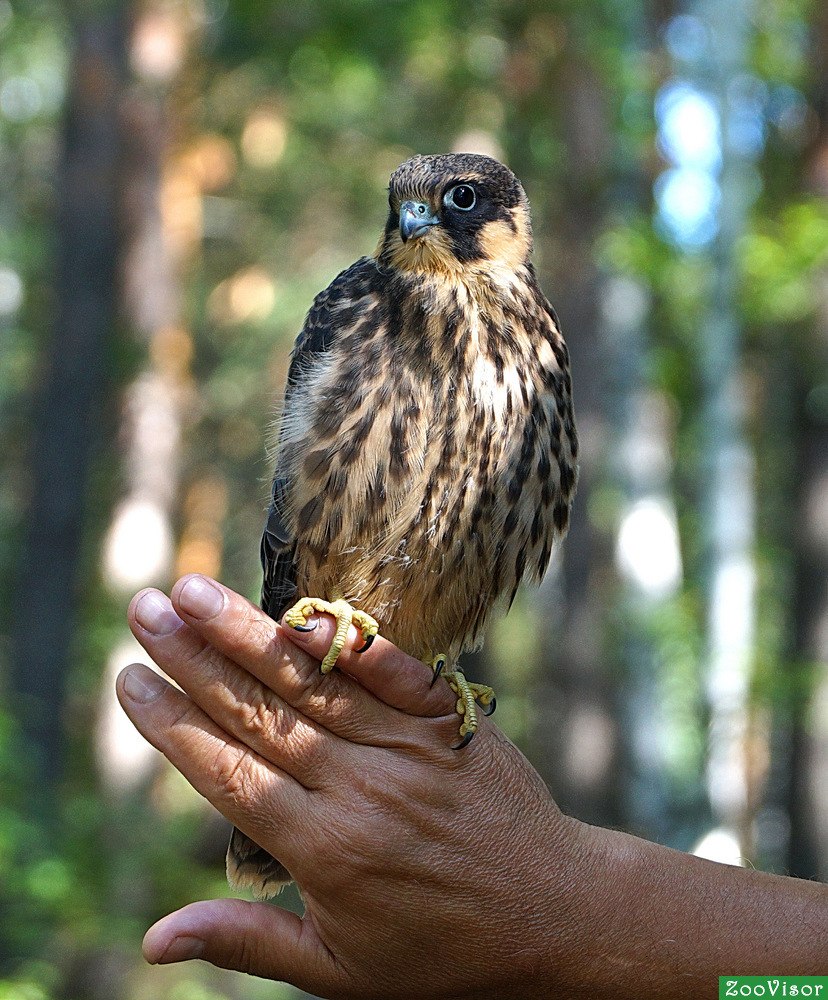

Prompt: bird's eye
xmin=444 ymin=184 xmax=477 ymax=211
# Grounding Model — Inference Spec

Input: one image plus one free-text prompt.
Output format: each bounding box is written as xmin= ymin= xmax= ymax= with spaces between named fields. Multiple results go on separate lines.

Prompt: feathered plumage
xmin=228 ymin=152 xmax=577 ymax=899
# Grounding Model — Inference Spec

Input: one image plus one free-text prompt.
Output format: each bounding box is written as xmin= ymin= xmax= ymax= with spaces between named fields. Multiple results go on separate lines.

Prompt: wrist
xmin=487 ymin=813 xmax=613 ymax=1000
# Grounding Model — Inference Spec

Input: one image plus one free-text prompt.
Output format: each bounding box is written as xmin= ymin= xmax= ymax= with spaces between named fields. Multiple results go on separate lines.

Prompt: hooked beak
xmin=399 ymin=200 xmax=439 ymax=243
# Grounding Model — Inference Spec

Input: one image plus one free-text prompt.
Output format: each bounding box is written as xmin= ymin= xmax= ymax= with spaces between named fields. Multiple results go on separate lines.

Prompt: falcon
xmin=227 ymin=152 xmax=578 ymax=899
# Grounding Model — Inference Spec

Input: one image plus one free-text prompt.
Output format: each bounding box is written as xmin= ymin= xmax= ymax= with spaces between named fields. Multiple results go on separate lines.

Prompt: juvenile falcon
xmin=228 ymin=152 xmax=578 ymax=899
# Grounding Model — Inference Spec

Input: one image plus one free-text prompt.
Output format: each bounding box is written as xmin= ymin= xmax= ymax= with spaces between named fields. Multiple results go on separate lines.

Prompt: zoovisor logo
xmin=720 ymin=978 xmax=827 ymax=998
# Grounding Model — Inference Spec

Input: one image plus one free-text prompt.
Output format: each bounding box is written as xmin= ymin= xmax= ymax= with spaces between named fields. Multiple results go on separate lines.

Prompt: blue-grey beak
xmin=399 ymin=200 xmax=439 ymax=242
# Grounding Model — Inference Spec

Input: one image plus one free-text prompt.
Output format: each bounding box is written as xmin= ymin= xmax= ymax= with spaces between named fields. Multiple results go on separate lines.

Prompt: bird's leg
xmin=284 ymin=597 xmax=379 ymax=673
xmin=468 ymin=681 xmax=497 ymax=717
xmin=428 ymin=656 xmax=497 ymax=749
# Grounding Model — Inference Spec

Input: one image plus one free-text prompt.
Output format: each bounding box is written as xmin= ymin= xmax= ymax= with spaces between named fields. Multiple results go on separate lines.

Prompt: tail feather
xmin=226 ymin=826 xmax=292 ymax=900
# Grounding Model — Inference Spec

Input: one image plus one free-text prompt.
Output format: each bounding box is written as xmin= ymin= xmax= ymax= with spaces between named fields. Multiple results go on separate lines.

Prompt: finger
xmin=116 ymin=662 xmax=307 ymax=867
xmin=281 ymin=613 xmax=456 ymax=719
xmin=166 ymin=575 xmax=443 ymax=745
xmin=128 ymin=588 xmax=344 ymax=788
xmin=143 ymin=899 xmax=342 ymax=996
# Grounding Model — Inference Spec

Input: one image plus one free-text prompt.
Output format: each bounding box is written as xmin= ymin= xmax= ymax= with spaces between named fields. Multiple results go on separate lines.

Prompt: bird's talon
xmin=452 ymin=730 xmax=475 ymax=751
xmin=428 ymin=662 xmax=496 ymax=746
xmin=355 ymin=633 xmax=375 ymax=654
xmin=429 ymin=655 xmax=446 ymax=687
xmin=284 ymin=597 xmax=379 ymax=674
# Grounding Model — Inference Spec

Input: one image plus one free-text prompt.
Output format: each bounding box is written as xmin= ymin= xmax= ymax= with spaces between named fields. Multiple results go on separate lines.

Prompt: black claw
xmin=430 ymin=658 xmax=445 ymax=688
xmin=482 ymin=696 xmax=497 ymax=717
xmin=355 ymin=633 xmax=375 ymax=654
xmin=451 ymin=730 xmax=475 ymax=751
xmin=292 ymin=622 xmax=317 ymax=633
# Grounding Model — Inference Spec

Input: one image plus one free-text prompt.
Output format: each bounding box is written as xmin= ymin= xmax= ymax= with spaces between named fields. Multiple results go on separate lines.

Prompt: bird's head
xmin=377 ymin=153 xmax=533 ymax=278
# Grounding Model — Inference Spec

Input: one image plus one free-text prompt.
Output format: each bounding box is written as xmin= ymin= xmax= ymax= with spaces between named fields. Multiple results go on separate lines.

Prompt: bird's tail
xmin=226 ymin=826 xmax=293 ymax=900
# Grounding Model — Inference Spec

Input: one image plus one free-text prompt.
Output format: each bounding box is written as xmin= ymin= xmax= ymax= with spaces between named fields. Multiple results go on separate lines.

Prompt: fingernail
xmin=134 ymin=592 xmax=182 ymax=636
xmin=178 ymin=575 xmax=225 ymax=620
xmin=123 ymin=666 xmax=167 ymax=704
xmin=157 ymin=935 xmax=205 ymax=964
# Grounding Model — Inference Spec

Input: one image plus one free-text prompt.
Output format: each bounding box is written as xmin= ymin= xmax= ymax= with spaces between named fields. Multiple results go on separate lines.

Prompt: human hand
xmin=118 ymin=575 xmax=588 ymax=1000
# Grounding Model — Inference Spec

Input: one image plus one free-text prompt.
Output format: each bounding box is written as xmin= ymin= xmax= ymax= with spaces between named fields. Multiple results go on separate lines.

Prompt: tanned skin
xmin=119 ymin=577 xmax=828 ymax=999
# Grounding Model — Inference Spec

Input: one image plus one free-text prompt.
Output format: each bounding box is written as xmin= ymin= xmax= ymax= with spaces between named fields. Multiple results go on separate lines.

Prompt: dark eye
xmin=444 ymin=184 xmax=476 ymax=211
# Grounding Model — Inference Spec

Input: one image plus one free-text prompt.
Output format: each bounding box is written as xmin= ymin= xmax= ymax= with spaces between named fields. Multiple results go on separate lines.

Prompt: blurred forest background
xmin=1 ymin=0 xmax=827 ymax=997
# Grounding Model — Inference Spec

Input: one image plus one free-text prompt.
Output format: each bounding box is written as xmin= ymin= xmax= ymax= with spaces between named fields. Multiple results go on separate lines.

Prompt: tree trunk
xmin=11 ymin=11 xmax=126 ymax=828
xmin=531 ymin=55 xmax=622 ymax=828
xmin=785 ymin=1 xmax=828 ymax=879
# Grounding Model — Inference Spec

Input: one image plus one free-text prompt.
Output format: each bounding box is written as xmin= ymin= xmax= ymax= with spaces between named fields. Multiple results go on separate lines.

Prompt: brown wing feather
xmin=227 ymin=258 xmax=380 ymax=899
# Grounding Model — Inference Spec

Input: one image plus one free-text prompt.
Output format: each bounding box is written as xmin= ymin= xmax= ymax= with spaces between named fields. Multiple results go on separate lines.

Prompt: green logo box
xmin=720 ymin=978 xmax=827 ymax=998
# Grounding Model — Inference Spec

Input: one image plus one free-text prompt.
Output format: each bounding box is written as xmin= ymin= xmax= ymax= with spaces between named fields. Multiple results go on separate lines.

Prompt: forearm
xmin=542 ymin=820 xmax=828 ymax=999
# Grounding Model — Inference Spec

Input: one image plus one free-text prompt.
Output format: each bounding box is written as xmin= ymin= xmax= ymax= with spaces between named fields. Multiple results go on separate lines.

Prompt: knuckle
xmin=237 ymin=605 xmax=278 ymax=653
xmin=230 ymin=931 xmax=258 ymax=976
xmin=177 ymin=634 xmax=220 ymax=679
xmin=297 ymin=667 xmax=347 ymax=716
xmin=296 ymin=672 xmax=328 ymax=713
xmin=238 ymin=695 xmax=276 ymax=740
xmin=271 ymin=709 xmax=328 ymax=773
xmin=166 ymin=696 xmax=207 ymax=739
xmin=211 ymin=739 xmax=258 ymax=807
xmin=237 ymin=691 xmax=294 ymax=747
xmin=233 ymin=687 xmax=331 ymax=782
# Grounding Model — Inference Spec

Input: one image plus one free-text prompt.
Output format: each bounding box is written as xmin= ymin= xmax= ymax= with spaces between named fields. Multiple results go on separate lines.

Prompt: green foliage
xmin=741 ymin=199 xmax=828 ymax=326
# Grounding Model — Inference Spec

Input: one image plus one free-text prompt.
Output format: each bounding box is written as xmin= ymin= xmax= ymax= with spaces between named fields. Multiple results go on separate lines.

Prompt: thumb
xmin=143 ymin=898 xmax=340 ymax=992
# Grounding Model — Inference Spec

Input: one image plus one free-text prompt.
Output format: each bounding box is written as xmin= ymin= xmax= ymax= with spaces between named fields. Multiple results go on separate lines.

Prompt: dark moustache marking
xmin=446 ymin=199 xmax=513 ymax=264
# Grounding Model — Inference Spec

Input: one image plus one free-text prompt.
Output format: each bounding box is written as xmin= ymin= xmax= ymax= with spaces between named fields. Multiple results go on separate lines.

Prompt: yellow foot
xmin=284 ymin=598 xmax=379 ymax=673
xmin=428 ymin=655 xmax=496 ymax=750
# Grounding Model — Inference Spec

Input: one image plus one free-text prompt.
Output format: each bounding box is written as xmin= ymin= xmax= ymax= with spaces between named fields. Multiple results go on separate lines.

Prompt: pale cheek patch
xmin=478 ymin=215 xmax=530 ymax=269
